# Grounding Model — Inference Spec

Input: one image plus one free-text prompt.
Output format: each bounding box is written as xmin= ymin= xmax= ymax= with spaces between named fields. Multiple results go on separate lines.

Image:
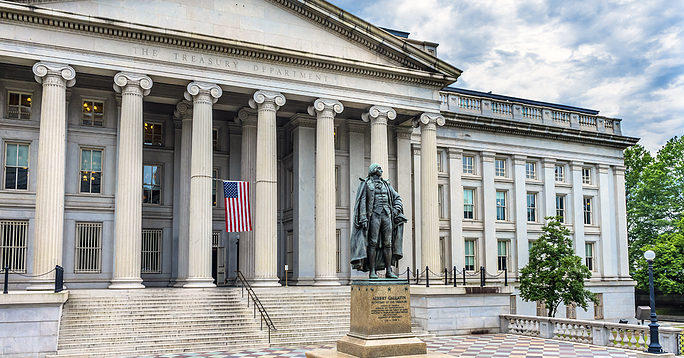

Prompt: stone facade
xmin=0 ymin=0 xmax=637 ymax=325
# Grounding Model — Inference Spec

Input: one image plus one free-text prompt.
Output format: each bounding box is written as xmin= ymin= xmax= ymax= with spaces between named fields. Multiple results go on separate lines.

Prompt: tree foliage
xmin=519 ymin=217 xmax=597 ymax=317
xmin=632 ymin=218 xmax=684 ymax=294
xmin=625 ymin=136 xmax=684 ymax=292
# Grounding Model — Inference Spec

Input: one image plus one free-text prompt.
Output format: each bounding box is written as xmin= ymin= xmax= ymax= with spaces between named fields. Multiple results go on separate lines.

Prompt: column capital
xmin=571 ymin=161 xmax=584 ymax=171
xmin=514 ymin=155 xmax=527 ymax=166
xmin=346 ymin=119 xmax=367 ymax=133
xmin=361 ymin=105 xmax=396 ymax=124
xmin=448 ymin=147 xmax=463 ymax=159
xmin=173 ymin=100 xmax=193 ymax=120
xmin=413 ymin=112 xmax=445 ymax=130
xmin=236 ymin=108 xmax=258 ymax=127
xmin=184 ymin=82 xmax=222 ymax=104
xmin=612 ymin=165 xmax=626 ymax=175
xmin=481 ymin=151 xmax=496 ymax=162
xmin=395 ymin=126 xmax=414 ymax=140
xmin=598 ymin=164 xmax=610 ymax=174
xmin=114 ymin=72 xmax=153 ymax=96
xmin=249 ymin=90 xmax=286 ymax=111
xmin=307 ymin=98 xmax=344 ymax=117
xmin=542 ymin=157 xmax=557 ymax=168
xmin=33 ymin=62 xmax=76 ymax=87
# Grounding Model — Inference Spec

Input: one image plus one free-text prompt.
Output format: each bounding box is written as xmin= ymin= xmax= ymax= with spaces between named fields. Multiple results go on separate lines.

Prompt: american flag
xmin=223 ymin=181 xmax=252 ymax=232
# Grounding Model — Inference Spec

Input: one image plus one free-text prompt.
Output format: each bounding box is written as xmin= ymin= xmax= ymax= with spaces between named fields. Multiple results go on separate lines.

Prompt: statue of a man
xmin=350 ymin=164 xmax=407 ymax=279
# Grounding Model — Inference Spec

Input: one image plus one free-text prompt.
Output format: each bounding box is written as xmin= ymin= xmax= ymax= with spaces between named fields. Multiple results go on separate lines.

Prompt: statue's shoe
xmin=369 ymin=272 xmax=378 ymax=279
xmin=385 ymin=272 xmax=398 ymax=279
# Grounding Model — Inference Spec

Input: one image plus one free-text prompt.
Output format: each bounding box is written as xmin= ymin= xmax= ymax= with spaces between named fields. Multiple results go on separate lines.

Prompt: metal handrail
xmin=235 ymin=270 xmax=276 ymax=343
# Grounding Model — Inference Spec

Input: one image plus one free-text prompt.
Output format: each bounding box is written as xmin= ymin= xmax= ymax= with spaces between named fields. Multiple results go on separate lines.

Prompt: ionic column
xmin=598 ymin=164 xmax=616 ymax=279
xmin=613 ymin=165 xmax=630 ymax=279
xmin=109 ymin=72 xmax=152 ymax=289
xmin=571 ymin=161 xmax=586 ymax=258
xmin=415 ymin=112 xmax=445 ymax=277
xmin=28 ymin=62 xmax=75 ymax=290
xmin=362 ymin=106 xmax=396 ymax=178
xmin=249 ymin=90 xmax=286 ymax=286
xmin=184 ymin=82 xmax=223 ymax=288
xmin=173 ymin=101 xmax=193 ymax=287
xmin=235 ymin=108 xmax=258 ymax=281
xmin=308 ymin=99 xmax=344 ymax=285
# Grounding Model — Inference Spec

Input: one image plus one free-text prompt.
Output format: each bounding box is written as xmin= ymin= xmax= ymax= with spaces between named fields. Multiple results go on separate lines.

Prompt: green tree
xmin=519 ymin=217 xmax=597 ymax=317
xmin=625 ymin=136 xmax=684 ymax=273
xmin=632 ymin=218 xmax=684 ymax=294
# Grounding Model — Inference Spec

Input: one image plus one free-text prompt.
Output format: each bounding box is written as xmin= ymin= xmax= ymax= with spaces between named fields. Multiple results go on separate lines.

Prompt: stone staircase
xmin=51 ymin=286 xmax=433 ymax=357
xmin=50 ymin=288 xmax=269 ymax=357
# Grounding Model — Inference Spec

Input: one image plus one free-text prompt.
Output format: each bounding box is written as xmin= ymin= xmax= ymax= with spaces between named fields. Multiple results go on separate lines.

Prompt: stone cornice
xmin=346 ymin=120 xmax=367 ymax=133
xmin=0 ymin=2 xmax=454 ymax=88
xmin=442 ymin=112 xmax=639 ymax=149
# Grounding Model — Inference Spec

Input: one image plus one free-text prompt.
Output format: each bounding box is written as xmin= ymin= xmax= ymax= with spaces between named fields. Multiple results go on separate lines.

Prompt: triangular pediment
xmin=7 ymin=0 xmax=461 ymax=85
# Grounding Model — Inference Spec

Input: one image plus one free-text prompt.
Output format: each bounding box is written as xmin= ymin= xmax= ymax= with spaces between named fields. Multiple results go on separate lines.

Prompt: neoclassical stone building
xmin=0 ymin=0 xmax=637 ymax=319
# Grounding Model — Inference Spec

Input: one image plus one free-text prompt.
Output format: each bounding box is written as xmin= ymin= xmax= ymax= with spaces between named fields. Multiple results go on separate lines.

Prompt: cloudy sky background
xmin=330 ymin=0 xmax=683 ymax=153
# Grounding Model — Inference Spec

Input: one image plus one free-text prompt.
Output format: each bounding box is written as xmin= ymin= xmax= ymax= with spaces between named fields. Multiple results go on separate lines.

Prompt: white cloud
xmin=332 ymin=0 xmax=684 ymax=152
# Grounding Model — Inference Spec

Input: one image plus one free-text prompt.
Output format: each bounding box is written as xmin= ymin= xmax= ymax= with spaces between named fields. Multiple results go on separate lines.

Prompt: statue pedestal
xmin=306 ymin=279 xmax=453 ymax=358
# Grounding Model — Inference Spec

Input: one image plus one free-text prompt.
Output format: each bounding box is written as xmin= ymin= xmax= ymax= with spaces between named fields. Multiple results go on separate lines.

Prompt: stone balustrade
xmin=439 ymin=90 xmax=623 ymax=136
xmin=500 ymin=314 xmax=681 ymax=354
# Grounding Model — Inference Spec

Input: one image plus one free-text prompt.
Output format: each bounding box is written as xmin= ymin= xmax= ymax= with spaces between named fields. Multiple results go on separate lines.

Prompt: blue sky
xmin=329 ymin=0 xmax=684 ymax=153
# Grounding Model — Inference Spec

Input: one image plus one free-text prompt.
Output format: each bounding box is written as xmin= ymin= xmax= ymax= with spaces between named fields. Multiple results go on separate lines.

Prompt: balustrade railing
xmin=579 ymin=115 xmax=597 ymax=128
xmin=458 ymin=96 xmax=481 ymax=111
xmin=491 ymin=101 xmax=512 ymax=116
xmin=501 ymin=314 xmax=682 ymax=354
xmin=521 ymin=106 xmax=542 ymax=120
xmin=551 ymin=111 xmax=571 ymax=124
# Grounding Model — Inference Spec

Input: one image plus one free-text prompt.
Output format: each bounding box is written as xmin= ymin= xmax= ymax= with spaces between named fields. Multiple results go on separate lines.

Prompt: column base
xmin=173 ymin=278 xmax=188 ymax=288
xmin=183 ymin=278 xmax=216 ymax=288
xmin=250 ymin=277 xmax=281 ymax=287
xmin=109 ymin=278 xmax=145 ymax=289
xmin=313 ymin=277 xmax=342 ymax=286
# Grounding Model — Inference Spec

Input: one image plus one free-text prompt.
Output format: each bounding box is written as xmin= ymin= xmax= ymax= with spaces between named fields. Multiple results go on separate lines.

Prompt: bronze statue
xmin=350 ymin=164 xmax=407 ymax=279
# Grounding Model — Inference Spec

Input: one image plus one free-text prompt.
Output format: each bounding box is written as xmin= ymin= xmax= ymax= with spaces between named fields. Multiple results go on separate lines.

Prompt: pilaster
xmin=28 ymin=62 xmax=75 ymax=290
xmin=249 ymin=90 xmax=286 ymax=287
xmin=173 ymin=100 xmax=193 ymax=287
xmin=448 ymin=148 xmax=464 ymax=272
xmin=481 ymin=151 xmax=497 ymax=274
xmin=597 ymin=164 xmax=616 ymax=279
xmin=613 ymin=165 xmax=630 ymax=279
xmin=542 ymin=158 xmax=557 ymax=218
xmin=395 ymin=127 xmax=414 ymax=271
xmin=184 ymin=82 xmax=223 ymax=288
xmin=293 ymin=115 xmax=317 ymax=284
xmin=571 ymin=161 xmax=586 ymax=258
xmin=308 ymin=99 xmax=344 ymax=285
xmin=362 ymin=106 xmax=396 ymax=178
xmin=109 ymin=72 xmax=152 ymax=289
xmin=514 ymin=155 xmax=527 ymax=270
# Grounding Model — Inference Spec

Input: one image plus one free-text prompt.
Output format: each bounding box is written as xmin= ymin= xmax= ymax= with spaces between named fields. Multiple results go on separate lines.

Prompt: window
xmin=566 ymin=302 xmax=577 ymax=319
xmin=286 ymin=231 xmax=293 ymax=273
xmin=287 ymin=169 xmax=293 ymax=209
xmin=582 ymin=168 xmax=592 ymax=185
xmin=526 ymin=162 xmax=536 ymax=179
xmin=4 ymin=143 xmax=29 ymax=190
xmin=438 ymin=184 xmax=445 ymax=219
xmin=212 ymin=129 xmax=219 ymax=151
xmin=594 ymin=293 xmax=604 ymax=319
xmin=527 ymin=193 xmax=537 ymax=222
xmin=80 ymin=149 xmax=102 ymax=194
xmin=0 ymin=220 xmax=28 ymax=273
xmin=439 ymin=236 xmax=446 ymax=270
xmin=212 ymin=230 xmax=221 ymax=248
xmin=496 ymin=191 xmax=507 ymax=221
xmin=335 ymin=166 xmax=340 ymax=207
xmin=82 ymin=100 xmax=104 ymax=127
xmin=556 ymin=195 xmax=566 ymax=223
xmin=144 ymin=122 xmax=163 ymax=146
xmin=555 ymin=165 xmax=565 ymax=182
xmin=497 ymin=240 xmax=508 ymax=271
xmin=463 ymin=189 xmax=474 ymax=219
xmin=528 ymin=240 xmax=536 ymax=252
xmin=212 ymin=169 xmax=218 ymax=207
xmin=463 ymin=156 xmax=474 ymax=174
xmin=143 ymin=165 xmax=162 ymax=204
xmin=334 ymin=126 xmax=340 ymax=150
xmin=141 ymin=229 xmax=162 ymax=274
xmin=510 ymin=295 xmax=517 ymax=315
xmin=536 ymin=301 xmax=546 ymax=317
xmin=75 ymin=223 xmax=102 ymax=273
xmin=437 ymin=150 xmax=446 ymax=172
xmin=583 ymin=197 xmax=592 ymax=225
xmin=336 ymin=229 xmax=341 ymax=273
xmin=7 ymin=92 xmax=31 ymax=119
xmin=495 ymin=159 xmax=506 ymax=177
xmin=464 ymin=240 xmax=476 ymax=271
xmin=585 ymin=243 xmax=594 ymax=271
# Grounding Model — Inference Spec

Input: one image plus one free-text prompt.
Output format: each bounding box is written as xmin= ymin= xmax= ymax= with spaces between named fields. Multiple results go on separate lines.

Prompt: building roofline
xmin=442 ymin=87 xmax=600 ymax=115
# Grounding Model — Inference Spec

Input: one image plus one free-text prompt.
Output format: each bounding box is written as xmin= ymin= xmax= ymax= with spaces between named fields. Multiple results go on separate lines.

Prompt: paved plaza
xmin=134 ymin=334 xmax=637 ymax=358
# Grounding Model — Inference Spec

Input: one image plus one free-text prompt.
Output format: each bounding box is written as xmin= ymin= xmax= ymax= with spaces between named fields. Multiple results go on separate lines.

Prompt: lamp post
xmin=644 ymin=250 xmax=664 ymax=354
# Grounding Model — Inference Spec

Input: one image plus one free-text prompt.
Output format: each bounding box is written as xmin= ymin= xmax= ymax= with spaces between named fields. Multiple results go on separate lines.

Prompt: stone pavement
xmin=134 ymin=334 xmax=637 ymax=358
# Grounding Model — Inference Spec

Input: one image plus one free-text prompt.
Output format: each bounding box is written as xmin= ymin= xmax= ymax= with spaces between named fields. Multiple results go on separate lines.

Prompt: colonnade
xmin=25 ymin=61 xmax=448 ymax=289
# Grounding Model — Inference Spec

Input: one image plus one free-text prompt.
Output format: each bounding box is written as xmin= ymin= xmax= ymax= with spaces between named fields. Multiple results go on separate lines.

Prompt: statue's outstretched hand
xmin=361 ymin=220 xmax=368 ymax=230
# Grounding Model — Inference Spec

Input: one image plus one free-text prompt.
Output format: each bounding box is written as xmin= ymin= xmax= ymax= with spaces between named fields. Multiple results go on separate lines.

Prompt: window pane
xmin=91 ymin=172 xmax=101 ymax=194
xmin=16 ymin=144 xmax=28 ymax=167
xmin=5 ymin=144 xmax=17 ymax=167
xmin=5 ymin=167 xmax=16 ymax=189
xmin=9 ymin=92 xmax=19 ymax=106
xmin=81 ymin=150 xmax=92 ymax=171
xmin=93 ymin=102 xmax=104 ymax=114
xmin=91 ymin=150 xmax=102 ymax=172
xmin=465 ymin=241 xmax=473 ymax=255
xmin=80 ymin=171 xmax=90 ymax=193
xmin=151 ymin=166 xmax=160 ymax=185
xmin=20 ymin=94 xmax=31 ymax=107
xmin=16 ymin=168 xmax=28 ymax=190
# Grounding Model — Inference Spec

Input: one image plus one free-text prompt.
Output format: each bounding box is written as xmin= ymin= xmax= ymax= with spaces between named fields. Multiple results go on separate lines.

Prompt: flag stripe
xmin=223 ymin=180 xmax=252 ymax=232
